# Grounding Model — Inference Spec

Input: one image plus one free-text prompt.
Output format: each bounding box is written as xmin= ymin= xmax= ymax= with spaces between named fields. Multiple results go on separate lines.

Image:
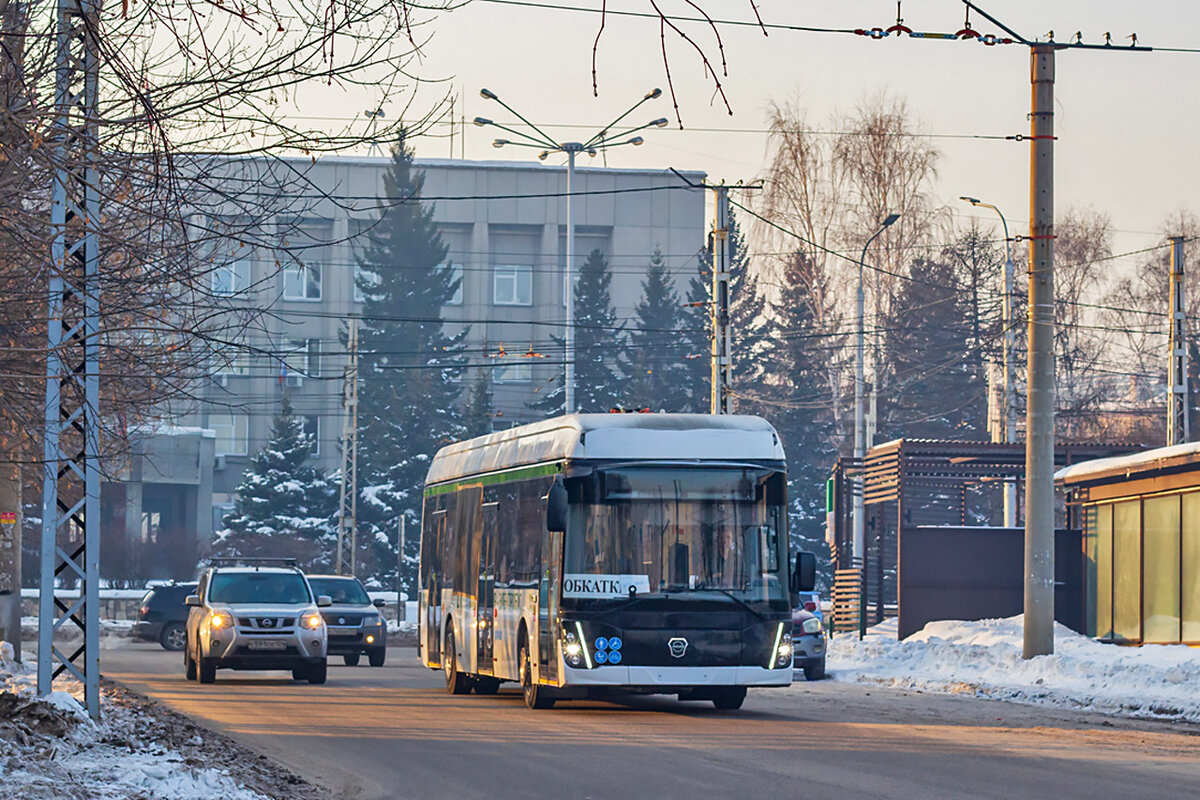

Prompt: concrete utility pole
xmin=38 ymin=0 xmax=102 ymax=719
xmin=710 ymin=185 xmax=732 ymax=414
xmin=1024 ymin=43 xmax=1056 ymax=659
xmin=1168 ymin=236 xmax=1189 ymax=446
xmin=337 ymin=316 xmax=359 ymax=576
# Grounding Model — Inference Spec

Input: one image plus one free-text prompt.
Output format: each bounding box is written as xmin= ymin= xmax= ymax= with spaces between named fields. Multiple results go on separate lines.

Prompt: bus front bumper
xmin=560 ymin=664 xmax=791 ymax=688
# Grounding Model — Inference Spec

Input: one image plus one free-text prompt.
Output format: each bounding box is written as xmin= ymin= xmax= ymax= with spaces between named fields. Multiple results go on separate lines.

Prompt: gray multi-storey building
xmin=153 ymin=155 xmax=706 ymax=542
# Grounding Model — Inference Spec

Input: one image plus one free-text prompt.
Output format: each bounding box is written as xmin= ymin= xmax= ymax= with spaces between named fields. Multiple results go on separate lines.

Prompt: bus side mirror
xmin=793 ymin=551 xmax=816 ymax=593
xmin=547 ymin=477 xmax=568 ymax=533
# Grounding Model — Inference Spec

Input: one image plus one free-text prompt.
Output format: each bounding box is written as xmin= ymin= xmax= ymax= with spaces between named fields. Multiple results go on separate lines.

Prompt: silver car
xmin=792 ymin=607 xmax=826 ymax=681
xmin=185 ymin=561 xmax=331 ymax=684
xmin=305 ymin=575 xmax=388 ymax=667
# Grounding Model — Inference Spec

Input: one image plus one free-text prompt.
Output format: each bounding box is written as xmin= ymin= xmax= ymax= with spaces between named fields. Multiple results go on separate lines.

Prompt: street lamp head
xmin=492 ymin=139 xmax=508 ymax=148
xmin=480 ymin=88 xmax=497 ymax=101
xmin=629 ymin=136 xmax=644 ymax=146
xmin=538 ymin=151 xmax=550 ymax=161
xmin=645 ymin=88 xmax=662 ymax=100
xmin=882 ymin=213 xmax=901 ymax=227
xmin=652 ymin=117 xmax=669 ymax=128
xmin=587 ymin=148 xmax=598 ymax=157
xmin=959 ymin=195 xmax=982 ymax=206
xmin=473 ymin=116 xmax=491 ymax=127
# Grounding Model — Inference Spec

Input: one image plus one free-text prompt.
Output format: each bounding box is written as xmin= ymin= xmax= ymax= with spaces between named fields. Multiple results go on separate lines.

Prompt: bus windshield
xmin=564 ymin=467 xmax=786 ymax=602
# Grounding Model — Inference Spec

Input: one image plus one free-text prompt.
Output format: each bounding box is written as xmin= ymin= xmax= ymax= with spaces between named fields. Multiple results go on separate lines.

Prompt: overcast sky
xmin=316 ymin=1 xmax=1200 ymax=262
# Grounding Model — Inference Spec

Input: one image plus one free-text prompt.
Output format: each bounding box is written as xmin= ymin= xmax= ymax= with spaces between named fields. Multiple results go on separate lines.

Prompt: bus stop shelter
xmin=827 ymin=439 xmax=1135 ymax=638
xmin=1057 ymin=442 xmax=1200 ymax=646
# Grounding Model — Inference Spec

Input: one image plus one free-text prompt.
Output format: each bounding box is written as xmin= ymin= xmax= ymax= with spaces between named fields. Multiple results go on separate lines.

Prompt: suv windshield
xmin=565 ymin=467 xmax=787 ymax=602
xmin=307 ymin=578 xmax=370 ymax=605
xmin=208 ymin=572 xmax=311 ymax=605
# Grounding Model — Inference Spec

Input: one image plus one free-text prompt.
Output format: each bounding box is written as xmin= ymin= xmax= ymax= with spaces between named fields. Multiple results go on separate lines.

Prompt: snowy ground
xmin=817 ymin=615 xmax=1200 ymax=723
xmin=0 ymin=642 xmax=326 ymax=799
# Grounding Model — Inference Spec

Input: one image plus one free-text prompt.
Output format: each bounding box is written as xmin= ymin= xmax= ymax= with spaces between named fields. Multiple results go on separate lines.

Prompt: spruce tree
xmin=532 ymin=247 xmax=626 ymax=414
xmin=761 ymin=251 xmax=841 ymax=588
xmin=626 ymin=248 xmax=692 ymax=411
xmin=462 ymin=368 xmax=495 ymax=438
xmin=689 ymin=211 xmax=767 ymax=413
xmin=355 ymin=137 xmax=465 ymax=588
xmin=216 ymin=397 xmax=335 ymax=568
xmin=881 ymin=256 xmax=983 ymax=439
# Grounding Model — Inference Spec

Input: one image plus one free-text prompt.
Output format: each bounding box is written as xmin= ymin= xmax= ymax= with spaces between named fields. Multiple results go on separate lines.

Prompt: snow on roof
xmin=1055 ymin=440 xmax=1200 ymax=484
xmin=128 ymin=423 xmax=216 ymax=438
xmin=425 ymin=413 xmax=784 ymax=486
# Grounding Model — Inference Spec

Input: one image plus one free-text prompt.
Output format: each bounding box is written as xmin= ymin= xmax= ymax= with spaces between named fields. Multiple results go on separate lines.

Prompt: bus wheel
xmin=443 ymin=629 xmax=471 ymax=695
xmin=520 ymin=642 xmax=555 ymax=709
xmin=711 ymin=686 xmax=746 ymax=710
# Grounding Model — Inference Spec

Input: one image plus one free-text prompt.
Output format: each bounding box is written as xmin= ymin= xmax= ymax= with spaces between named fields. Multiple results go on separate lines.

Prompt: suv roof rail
xmin=206 ymin=557 xmax=301 ymax=569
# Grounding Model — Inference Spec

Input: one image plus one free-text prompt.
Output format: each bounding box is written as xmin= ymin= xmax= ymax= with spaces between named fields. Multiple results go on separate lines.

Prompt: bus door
xmin=426 ymin=510 xmax=446 ymax=664
xmin=478 ymin=502 xmax=498 ymax=673
xmin=537 ymin=528 xmax=563 ymax=683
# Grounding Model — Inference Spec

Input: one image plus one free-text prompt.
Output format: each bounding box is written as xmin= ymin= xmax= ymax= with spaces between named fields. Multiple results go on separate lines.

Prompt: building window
xmin=494 ymin=358 xmax=531 ymax=383
xmin=212 ymin=259 xmax=250 ymax=296
xmin=284 ymin=263 xmax=322 ymax=300
xmin=285 ymin=339 xmax=320 ymax=377
xmin=493 ymin=265 xmax=532 ymax=306
xmin=211 ymin=413 xmax=249 ymax=455
xmin=302 ymin=415 xmax=320 ymax=456
xmin=446 ymin=261 xmax=463 ymax=306
xmin=215 ymin=345 xmax=250 ymax=376
xmin=354 ymin=266 xmax=379 ymax=303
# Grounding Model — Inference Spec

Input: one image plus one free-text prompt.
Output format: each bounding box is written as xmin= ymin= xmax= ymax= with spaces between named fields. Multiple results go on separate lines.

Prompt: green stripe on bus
xmin=423 ymin=461 xmax=564 ymax=497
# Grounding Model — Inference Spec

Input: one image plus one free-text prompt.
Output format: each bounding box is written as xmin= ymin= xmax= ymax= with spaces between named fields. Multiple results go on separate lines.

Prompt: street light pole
xmin=476 ymin=89 xmax=666 ymax=414
xmin=961 ymin=195 xmax=1018 ymax=527
xmin=854 ymin=213 xmax=900 ymax=563
xmin=564 ymin=145 xmax=577 ymax=412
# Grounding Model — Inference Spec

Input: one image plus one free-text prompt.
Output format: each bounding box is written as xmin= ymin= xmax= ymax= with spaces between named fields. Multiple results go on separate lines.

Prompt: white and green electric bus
xmin=418 ymin=413 xmax=816 ymax=710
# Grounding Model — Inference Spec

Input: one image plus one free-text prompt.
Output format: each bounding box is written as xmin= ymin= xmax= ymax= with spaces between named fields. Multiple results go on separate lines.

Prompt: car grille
xmin=237 ymin=616 xmax=297 ymax=629
xmin=321 ymin=613 xmax=364 ymax=626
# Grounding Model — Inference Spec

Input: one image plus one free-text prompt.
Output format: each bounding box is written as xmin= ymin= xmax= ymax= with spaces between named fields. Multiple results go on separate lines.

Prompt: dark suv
xmin=133 ymin=582 xmax=198 ymax=651
xmin=306 ymin=575 xmax=388 ymax=667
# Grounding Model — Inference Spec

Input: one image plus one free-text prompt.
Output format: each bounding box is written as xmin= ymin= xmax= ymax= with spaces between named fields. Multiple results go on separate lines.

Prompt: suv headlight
xmin=208 ymin=610 xmax=234 ymax=630
xmin=801 ymin=617 xmax=822 ymax=636
xmin=301 ymin=610 xmax=324 ymax=630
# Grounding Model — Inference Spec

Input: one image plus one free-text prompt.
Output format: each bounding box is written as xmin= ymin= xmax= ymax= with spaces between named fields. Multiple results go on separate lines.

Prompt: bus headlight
xmin=562 ymin=622 xmax=592 ymax=668
xmin=776 ymin=633 xmax=793 ymax=667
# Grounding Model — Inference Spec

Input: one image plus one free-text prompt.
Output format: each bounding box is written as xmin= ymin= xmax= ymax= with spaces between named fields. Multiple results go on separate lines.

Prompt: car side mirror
xmin=185 ymin=595 xmax=201 ymax=607
xmin=317 ymin=595 xmax=333 ymax=607
xmin=546 ymin=476 xmax=568 ymax=533
xmin=372 ymin=598 xmax=386 ymax=608
xmin=792 ymin=551 xmax=817 ymax=593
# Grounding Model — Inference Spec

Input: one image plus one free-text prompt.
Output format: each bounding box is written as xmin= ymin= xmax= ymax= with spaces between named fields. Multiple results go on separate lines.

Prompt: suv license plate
xmin=248 ymin=639 xmax=287 ymax=651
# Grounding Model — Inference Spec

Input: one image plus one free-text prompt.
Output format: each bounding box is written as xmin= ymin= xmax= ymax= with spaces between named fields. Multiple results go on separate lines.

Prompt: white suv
xmin=185 ymin=560 xmax=331 ymax=684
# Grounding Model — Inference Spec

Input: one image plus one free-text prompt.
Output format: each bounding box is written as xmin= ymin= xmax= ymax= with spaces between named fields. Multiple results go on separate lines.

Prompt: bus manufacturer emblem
xmin=668 ymin=637 xmax=688 ymax=659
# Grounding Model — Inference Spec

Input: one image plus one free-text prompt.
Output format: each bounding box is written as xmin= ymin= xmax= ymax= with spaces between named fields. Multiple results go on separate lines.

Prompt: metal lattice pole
xmin=337 ymin=316 xmax=359 ymax=576
xmin=37 ymin=0 xmax=101 ymax=719
xmin=710 ymin=185 xmax=731 ymax=414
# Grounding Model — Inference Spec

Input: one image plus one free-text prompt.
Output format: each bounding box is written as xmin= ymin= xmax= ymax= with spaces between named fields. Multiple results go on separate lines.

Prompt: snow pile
xmin=823 ymin=615 xmax=1200 ymax=722
xmin=0 ymin=644 xmax=273 ymax=799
